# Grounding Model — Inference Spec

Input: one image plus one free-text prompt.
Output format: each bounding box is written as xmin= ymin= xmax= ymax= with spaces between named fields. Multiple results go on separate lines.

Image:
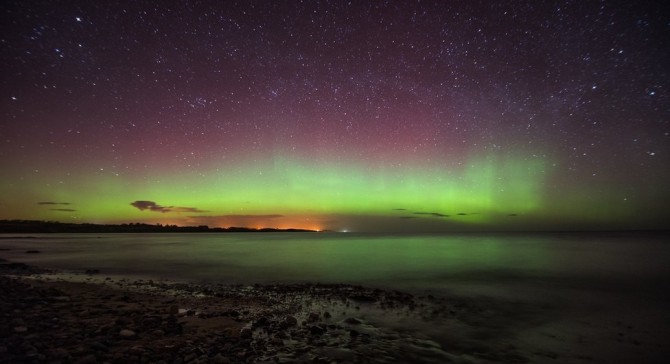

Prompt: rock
xmin=90 ymin=341 xmax=107 ymax=352
xmin=308 ymin=312 xmax=320 ymax=323
xmin=84 ymin=269 xmax=100 ymax=275
xmin=284 ymin=316 xmax=298 ymax=327
xmin=129 ymin=345 xmax=145 ymax=355
xmin=119 ymin=329 xmax=136 ymax=338
xmin=344 ymin=317 xmax=362 ymax=325
xmin=13 ymin=326 xmax=28 ymax=333
xmin=309 ymin=325 xmax=326 ymax=335
xmin=254 ymin=316 xmax=269 ymax=327
xmin=25 ymin=250 xmax=40 ymax=254
xmin=323 ymin=311 xmax=332 ymax=319
xmin=169 ymin=305 xmax=179 ymax=315
xmin=53 ymin=296 xmax=70 ymax=302
xmin=211 ymin=354 xmax=231 ymax=363
xmin=240 ymin=327 xmax=252 ymax=338
xmin=184 ymin=352 xmax=198 ymax=362
xmin=223 ymin=309 xmax=240 ymax=317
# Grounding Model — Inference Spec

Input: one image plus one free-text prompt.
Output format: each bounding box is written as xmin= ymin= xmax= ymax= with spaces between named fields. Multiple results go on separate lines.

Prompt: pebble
xmin=284 ymin=316 xmax=298 ymax=327
xmin=129 ymin=345 xmax=145 ymax=355
xmin=254 ymin=316 xmax=269 ymax=327
xmin=211 ymin=353 xmax=231 ymax=363
xmin=308 ymin=312 xmax=320 ymax=322
xmin=309 ymin=325 xmax=326 ymax=335
xmin=119 ymin=329 xmax=136 ymax=338
xmin=240 ymin=327 xmax=253 ymax=338
xmin=344 ymin=317 xmax=362 ymax=325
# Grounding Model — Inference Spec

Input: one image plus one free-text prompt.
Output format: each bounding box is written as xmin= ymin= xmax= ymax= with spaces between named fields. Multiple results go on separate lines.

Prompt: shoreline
xmin=0 ymin=260 xmax=480 ymax=364
xmin=2 ymin=258 xmax=670 ymax=363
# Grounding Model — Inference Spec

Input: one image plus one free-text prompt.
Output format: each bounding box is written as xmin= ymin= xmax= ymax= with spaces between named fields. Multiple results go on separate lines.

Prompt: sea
xmin=1 ymin=232 xmax=668 ymax=293
xmin=2 ymin=231 xmax=669 ymax=362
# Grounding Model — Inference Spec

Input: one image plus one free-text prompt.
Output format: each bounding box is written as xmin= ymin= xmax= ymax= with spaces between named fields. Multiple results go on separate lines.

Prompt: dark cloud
xmin=413 ymin=212 xmax=449 ymax=217
xmin=508 ymin=213 xmax=519 ymax=217
xmin=50 ymin=208 xmax=76 ymax=212
xmin=130 ymin=201 xmax=207 ymax=213
xmin=38 ymin=202 xmax=71 ymax=205
xmin=131 ymin=201 xmax=168 ymax=212
xmin=456 ymin=212 xmax=468 ymax=216
xmin=392 ymin=208 xmax=407 ymax=211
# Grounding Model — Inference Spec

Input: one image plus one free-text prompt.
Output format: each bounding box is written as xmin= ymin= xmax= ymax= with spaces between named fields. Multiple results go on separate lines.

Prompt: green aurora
xmin=2 ymin=150 xmax=663 ymax=232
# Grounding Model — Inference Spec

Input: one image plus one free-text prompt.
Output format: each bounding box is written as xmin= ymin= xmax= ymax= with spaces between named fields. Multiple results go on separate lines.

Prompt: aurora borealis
xmin=1 ymin=1 xmax=668 ymax=232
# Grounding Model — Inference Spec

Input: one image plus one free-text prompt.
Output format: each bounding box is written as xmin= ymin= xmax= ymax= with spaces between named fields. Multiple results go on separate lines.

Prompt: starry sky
xmin=1 ymin=0 xmax=669 ymax=232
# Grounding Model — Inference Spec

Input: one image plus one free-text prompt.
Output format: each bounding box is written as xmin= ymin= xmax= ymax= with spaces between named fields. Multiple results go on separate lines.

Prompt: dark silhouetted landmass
xmin=0 ymin=220 xmax=317 ymax=233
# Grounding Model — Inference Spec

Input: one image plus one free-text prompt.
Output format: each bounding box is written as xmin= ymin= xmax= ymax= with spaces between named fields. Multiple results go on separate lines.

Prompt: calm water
xmin=1 ymin=232 xmax=669 ymax=296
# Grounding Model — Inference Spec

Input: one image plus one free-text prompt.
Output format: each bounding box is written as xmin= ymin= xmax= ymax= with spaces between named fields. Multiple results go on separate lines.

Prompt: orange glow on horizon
xmin=182 ymin=215 xmax=325 ymax=231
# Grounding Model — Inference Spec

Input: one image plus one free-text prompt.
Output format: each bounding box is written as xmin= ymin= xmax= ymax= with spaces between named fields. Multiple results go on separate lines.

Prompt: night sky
xmin=1 ymin=1 xmax=669 ymax=232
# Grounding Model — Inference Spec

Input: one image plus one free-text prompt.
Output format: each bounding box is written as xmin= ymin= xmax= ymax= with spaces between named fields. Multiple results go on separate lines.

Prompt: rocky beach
xmin=1 ymin=259 xmax=518 ymax=364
